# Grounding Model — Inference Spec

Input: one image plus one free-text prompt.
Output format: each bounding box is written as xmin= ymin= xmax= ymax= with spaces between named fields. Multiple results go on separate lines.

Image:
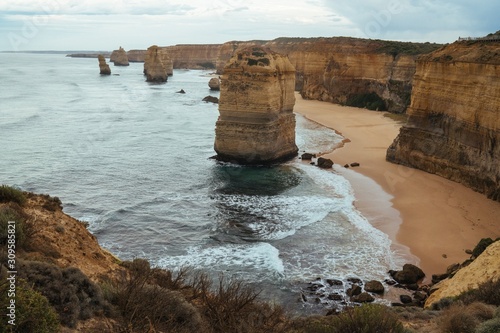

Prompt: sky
xmin=0 ymin=0 xmax=498 ymax=51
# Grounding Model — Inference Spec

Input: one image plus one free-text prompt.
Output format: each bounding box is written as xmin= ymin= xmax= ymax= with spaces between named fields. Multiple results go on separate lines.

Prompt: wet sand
xmin=294 ymin=93 xmax=500 ymax=280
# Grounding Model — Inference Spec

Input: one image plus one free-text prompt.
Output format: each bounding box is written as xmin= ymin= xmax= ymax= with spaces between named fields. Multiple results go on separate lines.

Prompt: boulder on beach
xmin=317 ymin=157 xmax=334 ymax=169
xmin=390 ymin=264 xmax=425 ymax=284
xmin=364 ymin=280 xmax=385 ymax=294
xmin=301 ymin=153 xmax=315 ymax=160
xmin=208 ymin=77 xmax=220 ymax=90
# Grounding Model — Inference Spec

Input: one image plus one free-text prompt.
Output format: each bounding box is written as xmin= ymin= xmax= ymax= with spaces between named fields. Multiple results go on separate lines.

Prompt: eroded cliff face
xmin=214 ymin=46 xmax=298 ymax=164
xmin=161 ymin=44 xmax=221 ymax=69
xmin=216 ymin=38 xmax=438 ymax=113
xmin=387 ymin=41 xmax=500 ymax=201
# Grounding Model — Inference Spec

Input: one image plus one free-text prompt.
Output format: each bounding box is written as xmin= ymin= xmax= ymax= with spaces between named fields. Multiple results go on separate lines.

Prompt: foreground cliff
xmin=387 ymin=41 xmax=500 ymax=201
xmin=425 ymin=240 xmax=500 ymax=308
xmin=214 ymin=46 xmax=298 ymax=164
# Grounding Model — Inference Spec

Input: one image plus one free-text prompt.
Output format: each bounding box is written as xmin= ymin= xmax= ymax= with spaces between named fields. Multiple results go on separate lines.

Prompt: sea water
xmin=0 ymin=53 xmax=405 ymax=313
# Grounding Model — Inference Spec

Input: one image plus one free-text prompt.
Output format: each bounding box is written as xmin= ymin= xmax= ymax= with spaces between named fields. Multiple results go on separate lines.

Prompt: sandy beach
xmin=294 ymin=93 xmax=500 ymax=280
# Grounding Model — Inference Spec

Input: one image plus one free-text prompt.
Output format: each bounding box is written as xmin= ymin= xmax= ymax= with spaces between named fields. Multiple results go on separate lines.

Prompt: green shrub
xmin=0 ymin=206 xmax=26 ymax=248
xmin=0 ymin=185 xmax=27 ymax=206
xmin=0 ymin=279 xmax=60 ymax=333
xmin=346 ymin=93 xmax=387 ymax=111
xmin=300 ymin=304 xmax=409 ymax=333
xmin=476 ymin=317 xmax=500 ymax=333
xmin=18 ymin=260 xmax=111 ymax=328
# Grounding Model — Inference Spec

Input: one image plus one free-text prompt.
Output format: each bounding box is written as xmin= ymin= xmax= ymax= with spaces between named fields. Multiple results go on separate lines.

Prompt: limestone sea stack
xmin=144 ymin=45 xmax=168 ymax=83
xmin=144 ymin=45 xmax=173 ymax=79
xmin=214 ymin=46 xmax=298 ymax=164
xmin=97 ymin=54 xmax=111 ymax=75
xmin=387 ymin=40 xmax=500 ymax=201
xmin=111 ymin=46 xmax=129 ymax=66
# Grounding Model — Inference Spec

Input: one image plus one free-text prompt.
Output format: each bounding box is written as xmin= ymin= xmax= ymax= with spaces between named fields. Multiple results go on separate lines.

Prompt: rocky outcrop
xmin=144 ymin=45 xmax=168 ymax=82
xmin=216 ymin=38 xmax=441 ymax=113
xmin=144 ymin=45 xmax=173 ymax=79
xmin=208 ymin=77 xmax=220 ymax=90
xmin=214 ymin=46 xmax=298 ymax=164
xmin=97 ymin=55 xmax=111 ymax=75
xmin=110 ymin=46 xmax=129 ymax=66
xmin=387 ymin=41 xmax=500 ymax=201
xmin=425 ymin=241 xmax=500 ymax=307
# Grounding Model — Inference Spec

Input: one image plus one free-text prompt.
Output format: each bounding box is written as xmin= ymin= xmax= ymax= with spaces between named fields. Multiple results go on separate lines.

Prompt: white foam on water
xmin=215 ymin=193 xmax=337 ymax=240
xmin=156 ymin=242 xmax=285 ymax=281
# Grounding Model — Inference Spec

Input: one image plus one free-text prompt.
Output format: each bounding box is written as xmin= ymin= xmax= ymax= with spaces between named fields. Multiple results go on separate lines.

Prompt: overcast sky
xmin=0 ymin=0 xmax=498 ymax=51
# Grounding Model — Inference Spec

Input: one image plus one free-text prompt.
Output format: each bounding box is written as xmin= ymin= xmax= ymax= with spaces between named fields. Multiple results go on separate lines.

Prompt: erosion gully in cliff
xmin=214 ymin=46 xmax=298 ymax=164
xmin=387 ymin=40 xmax=500 ymax=201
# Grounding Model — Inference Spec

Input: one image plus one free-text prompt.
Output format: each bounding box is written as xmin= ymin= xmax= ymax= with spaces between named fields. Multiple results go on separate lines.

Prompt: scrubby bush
xmin=111 ymin=259 xmax=206 ymax=332
xmin=439 ymin=302 xmax=495 ymax=333
xmin=0 ymin=206 xmax=26 ymax=248
xmin=297 ymin=304 xmax=409 ymax=333
xmin=476 ymin=317 xmax=500 ymax=333
xmin=0 ymin=278 xmax=60 ymax=333
xmin=17 ymin=260 xmax=111 ymax=328
xmin=191 ymin=272 xmax=287 ymax=333
xmin=0 ymin=185 xmax=27 ymax=206
xmin=457 ymin=279 xmax=500 ymax=306
xmin=114 ymin=259 xmax=288 ymax=333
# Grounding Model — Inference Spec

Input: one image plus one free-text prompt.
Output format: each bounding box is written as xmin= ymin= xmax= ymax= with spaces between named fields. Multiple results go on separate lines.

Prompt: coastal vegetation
xmin=0 ymin=185 xmax=498 ymax=332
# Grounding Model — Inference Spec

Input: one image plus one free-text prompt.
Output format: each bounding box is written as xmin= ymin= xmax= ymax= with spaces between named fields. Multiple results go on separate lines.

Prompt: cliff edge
xmin=387 ymin=40 xmax=500 ymax=201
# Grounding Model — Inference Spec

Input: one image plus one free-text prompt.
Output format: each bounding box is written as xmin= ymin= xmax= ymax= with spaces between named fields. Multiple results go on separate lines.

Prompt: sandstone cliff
xmin=126 ymin=49 xmax=146 ymax=62
xmin=425 ymin=241 xmax=500 ymax=307
xmin=144 ymin=45 xmax=169 ymax=82
xmin=162 ymin=44 xmax=221 ymax=69
xmin=216 ymin=38 xmax=440 ymax=113
xmin=387 ymin=41 xmax=500 ymax=201
xmin=110 ymin=46 xmax=129 ymax=66
xmin=214 ymin=46 xmax=298 ymax=164
xmin=97 ymin=54 xmax=111 ymax=75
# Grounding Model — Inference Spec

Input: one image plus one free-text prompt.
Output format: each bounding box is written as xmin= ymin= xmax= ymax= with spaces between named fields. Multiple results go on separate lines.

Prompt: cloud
xmin=0 ymin=0 xmax=497 ymax=50
xmin=321 ymin=0 xmax=500 ymax=42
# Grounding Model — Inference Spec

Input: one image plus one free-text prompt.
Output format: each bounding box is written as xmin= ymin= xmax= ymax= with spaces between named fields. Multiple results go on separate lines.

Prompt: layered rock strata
xmin=110 ymin=46 xmax=129 ymax=66
xmin=144 ymin=45 xmax=168 ymax=82
xmin=144 ymin=45 xmax=173 ymax=79
xmin=387 ymin=41 xmax=500 ymax=201
xmin=97 ymin=54 xmax=111 ymax=75
xmin=214 ymin=46 xmax=298 ymax=164
xmin=216 ymin=38 xmax=440 ymax=113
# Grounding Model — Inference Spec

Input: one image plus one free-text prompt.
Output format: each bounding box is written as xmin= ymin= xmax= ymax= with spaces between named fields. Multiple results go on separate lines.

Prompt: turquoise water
xmin=0 ymin=53 xmax=404 ymax=312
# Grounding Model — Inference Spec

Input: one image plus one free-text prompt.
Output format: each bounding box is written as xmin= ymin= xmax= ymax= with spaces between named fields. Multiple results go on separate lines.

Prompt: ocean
xmin=0 ymin=53 xmax=404 ymax=313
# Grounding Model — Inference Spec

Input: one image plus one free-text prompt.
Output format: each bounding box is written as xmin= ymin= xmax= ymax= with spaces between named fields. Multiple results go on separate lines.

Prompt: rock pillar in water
xmin=144 ymin=45 xmax=168 ymax=82
xmin=144 ymin=45 xmax=173 ymax=79
xmin=97 ymin=55 xmax=111 ymax=75
xmin=112 ymin=46 xmax=129 ymax=66
xmin=214 ymin=46 xmax=298 ymax=164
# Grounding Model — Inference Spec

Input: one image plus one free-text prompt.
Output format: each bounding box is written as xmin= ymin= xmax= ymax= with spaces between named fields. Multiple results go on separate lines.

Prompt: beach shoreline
xmin=294 ymin=93 xmax=500 ymax=280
